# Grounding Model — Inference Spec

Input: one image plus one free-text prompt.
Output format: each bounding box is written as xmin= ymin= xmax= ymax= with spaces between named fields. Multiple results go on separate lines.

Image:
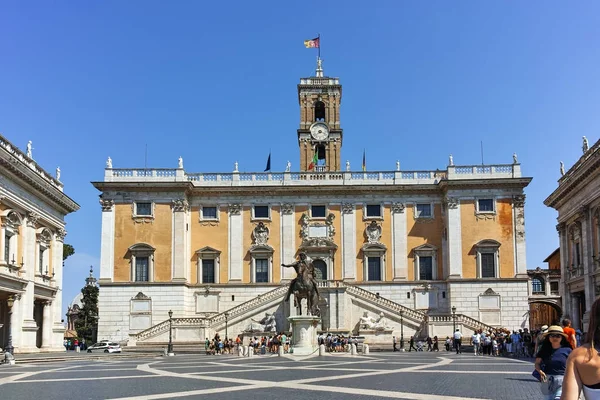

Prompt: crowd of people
xmin=204 ymin=333 xmax=290 ymax=355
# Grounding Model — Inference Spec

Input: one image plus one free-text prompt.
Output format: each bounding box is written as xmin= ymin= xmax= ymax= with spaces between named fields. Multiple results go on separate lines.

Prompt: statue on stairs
xmin=282 ymin=252 xmax=321 ymax=317
xmin=244 ymin=312 xmax=277 ymax=333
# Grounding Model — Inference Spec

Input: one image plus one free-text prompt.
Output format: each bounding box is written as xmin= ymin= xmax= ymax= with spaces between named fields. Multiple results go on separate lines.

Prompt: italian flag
xmin=308 ymin=152 xmax=318 ymax=170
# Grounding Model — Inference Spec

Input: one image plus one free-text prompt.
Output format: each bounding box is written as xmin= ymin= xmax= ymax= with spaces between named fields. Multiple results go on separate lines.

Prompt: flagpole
xmin=318 ymin=33 xmax=321 ymax=59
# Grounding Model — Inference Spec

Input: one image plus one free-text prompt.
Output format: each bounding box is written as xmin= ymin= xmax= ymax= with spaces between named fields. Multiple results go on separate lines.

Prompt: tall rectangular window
xmin=39 ymin=248 xmax=45 ymax=274
xmin=255 ymin=259 xmax=269 ymax=283
xmin=202 ymin=259 xmax=215 ymax=284
xmin=481 ymin=253 xmax=496 ymax=278
xmin=135 ymin=256 xmax=149 ymax=282
xmin=576 ymin=243 xmax=581 ymax=266
xmin=367 ymin=257 xmax=381 ymax=281
xmin=4 ymin=233 xmax=10 ymax=262
xmin=419 ymin=256 xmax=433 ymax=280
xmin=415 ymin=204 xmax=432 ymax=218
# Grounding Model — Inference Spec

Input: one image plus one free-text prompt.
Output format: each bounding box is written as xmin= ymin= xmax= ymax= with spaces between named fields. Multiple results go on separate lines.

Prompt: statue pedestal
xmin=359 ymin=329 xmax=394 ymax=345
xmin=288 ymin=315 xmax=320 ymax=356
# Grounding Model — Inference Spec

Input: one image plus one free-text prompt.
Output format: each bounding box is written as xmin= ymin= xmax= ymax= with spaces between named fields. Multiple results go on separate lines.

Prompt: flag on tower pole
xmin=304 ymin=37 xmax=320 ymax=49
xmin=308 ymin=151 xmax=318 ymax=170
xmin=264 ymin=152 xmax=271 ymax=172
xmin=362 ymin=150 xmax=366 ymax=171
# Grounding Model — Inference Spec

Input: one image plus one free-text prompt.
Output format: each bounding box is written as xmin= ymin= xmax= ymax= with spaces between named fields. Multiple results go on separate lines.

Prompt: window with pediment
xmin=414 ymin=243 xmax=437 ymax=280
xmin=1 ymin=211 xmax=23 ymax=264
xmin=475 ymin=239 xmax=501 ymax=278
xmin=196 ymin=246 xmax=221 ymax=284
xmin=36 ymin=228 xmax=52 ymax=275
xmin=128 ymin=243 xmax=155 ymax=282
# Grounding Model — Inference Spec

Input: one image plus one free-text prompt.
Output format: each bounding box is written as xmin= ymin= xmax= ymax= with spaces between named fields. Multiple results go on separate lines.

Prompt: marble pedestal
xmin=288 ymin=315 xmax=320 ymax=356
xmin=359 ymin=329 xmax=394 ymax=345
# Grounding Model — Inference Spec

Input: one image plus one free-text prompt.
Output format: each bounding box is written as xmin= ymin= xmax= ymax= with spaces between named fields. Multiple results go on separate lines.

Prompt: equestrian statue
xmin=281 ymin=252 xmax=321 ymax=317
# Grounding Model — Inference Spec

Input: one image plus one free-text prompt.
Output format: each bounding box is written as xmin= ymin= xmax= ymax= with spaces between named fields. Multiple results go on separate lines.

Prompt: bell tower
xmin=298 ymin=58 xmax=343 ymax=172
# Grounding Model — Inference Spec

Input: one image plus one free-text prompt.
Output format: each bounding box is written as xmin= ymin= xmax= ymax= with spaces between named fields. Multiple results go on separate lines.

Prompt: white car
xmin=87 ymin=342 xmax=122 ymax=353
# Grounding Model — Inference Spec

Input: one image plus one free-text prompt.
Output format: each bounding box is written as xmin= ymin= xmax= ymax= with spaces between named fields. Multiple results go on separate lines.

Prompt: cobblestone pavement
xmin=0 ymin=351 xmax=540 ymax=400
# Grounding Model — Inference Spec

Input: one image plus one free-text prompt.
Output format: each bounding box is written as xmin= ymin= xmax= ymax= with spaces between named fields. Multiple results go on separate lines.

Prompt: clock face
xmin=310 ymin=123 xmax=329 ymax=141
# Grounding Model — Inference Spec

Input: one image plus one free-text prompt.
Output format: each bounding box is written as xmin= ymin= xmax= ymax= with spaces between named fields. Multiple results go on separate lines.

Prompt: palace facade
xmin=545 ymin=137 xmax=600 ymax=331
xmin=94 ymin=60 xmax=532 ymax=345
xmin=0 ymin=134 xmax=79 ymax=353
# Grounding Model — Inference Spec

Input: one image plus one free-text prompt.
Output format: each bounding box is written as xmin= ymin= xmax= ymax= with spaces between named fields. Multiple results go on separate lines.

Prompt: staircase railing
xmin=343 ymin=283 xmax=426 ymax=321
xmin=134 ymin=317 xmax=206 ymax=342
xmin=428 ymin=314 xmax=497 ymax=333
xmin=208 ymin=285 xmax=288 ymax=327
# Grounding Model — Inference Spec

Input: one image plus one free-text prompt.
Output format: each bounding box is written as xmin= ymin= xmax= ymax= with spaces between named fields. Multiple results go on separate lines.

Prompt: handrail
xmin=209 ymin=285 xmax=288 ymax=326
xmin=343 ymin=283 xmax=426 ymax=321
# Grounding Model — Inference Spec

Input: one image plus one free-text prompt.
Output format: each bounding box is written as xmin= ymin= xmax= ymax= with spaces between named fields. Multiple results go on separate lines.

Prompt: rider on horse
xmin=281 ymin=252 xmax=320 ymax=303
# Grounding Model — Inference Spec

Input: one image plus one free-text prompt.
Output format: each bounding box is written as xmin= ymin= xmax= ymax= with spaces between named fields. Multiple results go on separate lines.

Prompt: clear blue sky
xmin=1 ymin=1 xmax=599 ymax=317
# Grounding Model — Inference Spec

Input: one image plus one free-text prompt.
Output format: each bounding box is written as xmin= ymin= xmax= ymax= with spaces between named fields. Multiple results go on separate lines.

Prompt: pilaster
xmin=391 ymin=202 xmax=407 ymax=280
xmin=52 ymin=229 xmax=65 ymax=331
xmin=171 ymin=199 xmax=189 ymax=282
xmin=445 ymin=197 xmax=462 ymax=279
xmin=341 ymin=203 xmax=356 ymax=280
xmin=41 ymin=301 xmax=52 ymax=349
xmin=513 ymin=195 xmax=528 ymax=277
xmin=99 ymin=199 xmax=115 ymax=282
xmin=581 ymin=206 xmax=595 ymax=318
xmin=228 ymin=204 xmax=243 ymax=281
xmin=281 ymin=204 xmax=295 ymax=281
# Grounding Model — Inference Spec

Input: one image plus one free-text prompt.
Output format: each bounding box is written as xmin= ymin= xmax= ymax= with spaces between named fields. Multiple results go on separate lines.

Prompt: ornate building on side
xmin=94 ymin=60 xmax=532 ymax=346
xmin=0 ymin=135 xmax=79 ymax=353
xmin=545 ymin=136 xmax=600 ymax=331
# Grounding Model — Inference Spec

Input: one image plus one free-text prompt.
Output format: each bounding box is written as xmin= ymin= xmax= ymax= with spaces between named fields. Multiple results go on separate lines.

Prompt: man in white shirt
xmin=471 ymin=331 xmax=481 ymax=355
xmin=453 ymin=329 xmax=463 ymax=354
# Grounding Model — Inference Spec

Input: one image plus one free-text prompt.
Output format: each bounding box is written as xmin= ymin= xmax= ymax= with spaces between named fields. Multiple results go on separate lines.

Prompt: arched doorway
xmin=313 ymin=259 xmax=327 ymax=281
xmin=529 ymin=301 xmax=562 ymax=331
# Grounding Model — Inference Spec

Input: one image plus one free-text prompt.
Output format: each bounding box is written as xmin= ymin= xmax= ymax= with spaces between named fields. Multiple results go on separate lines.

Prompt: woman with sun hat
xmin=534 ymin=325 xmax=572 ymax=399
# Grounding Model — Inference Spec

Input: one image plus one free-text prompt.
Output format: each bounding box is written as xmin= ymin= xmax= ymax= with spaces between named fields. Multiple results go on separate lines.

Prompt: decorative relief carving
xmin=99 ymin=199 xmax=114 ymax=211
xmin=341 ymin=203 xmax=353 ymax=214
xmin=26 ymin=212 xmax=40 ymax=227
xmin=391 ymin=202 xmax=405 ymax=214
xmin=253 ymin=222 xmax=269 ymax=245
xmin=444 ymin=197 xmax=458 ymax=209
xmin=513 ymin=195 xmax=526 ymax=208
xmin=132 ymin=292 xmax=150 ymax=300
xmin=55 ymin=228 xmax=67 ymax=241
xmin=326 ymin=213 xmax=335 ymax=238
xmin=482 ymin=288 xmax=498 ymax=296
xmin=281 ymin=203 xmax=294 ymax=215
xmin=515 ymin=206 xmax=525 ymax=239
xmin=556 ymin=222 xmax=565 ymax=233
xmin=365 ymin=221 xmax=382 ymax=244
xmin=228 ymin=204 xmax=241 ymax=216
xmin=171 ymin=199 xmax=189 ymax=212
xmin=300 ymin=213 xmax=310 ymax=239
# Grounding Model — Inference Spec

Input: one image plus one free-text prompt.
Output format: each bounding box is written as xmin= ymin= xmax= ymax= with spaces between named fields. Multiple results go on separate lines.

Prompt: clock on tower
xmin=297 ymin=58 xmax=343 ymax=172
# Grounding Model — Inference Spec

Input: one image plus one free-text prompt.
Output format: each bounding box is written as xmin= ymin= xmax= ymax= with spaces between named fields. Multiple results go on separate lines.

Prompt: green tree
xmin=74 ymin=283 xmax=99 ymax=344
xmin=63 ymin=243 xmax=75 ymax=261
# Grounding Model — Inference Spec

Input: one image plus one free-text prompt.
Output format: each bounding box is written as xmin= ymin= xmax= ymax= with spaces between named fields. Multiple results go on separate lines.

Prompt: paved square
xmin=0 ymin=352 xmax=540 ymax=400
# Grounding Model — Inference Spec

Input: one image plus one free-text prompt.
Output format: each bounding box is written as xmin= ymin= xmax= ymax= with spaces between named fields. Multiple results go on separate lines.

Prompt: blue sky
xmin=1 ymin=2 xmax=599 ymax=317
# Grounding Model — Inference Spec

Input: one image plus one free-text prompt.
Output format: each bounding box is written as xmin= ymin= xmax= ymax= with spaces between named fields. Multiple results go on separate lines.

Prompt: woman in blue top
xmin=534 ymin=325 xmax=573 ymax=400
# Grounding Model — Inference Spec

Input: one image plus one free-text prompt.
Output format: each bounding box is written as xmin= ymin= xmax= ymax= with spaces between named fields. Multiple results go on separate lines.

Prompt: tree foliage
xmin=63 ymin=244 xmax=75 ymax=261
xmin=74 ymin=284 xmax=99 ymax=343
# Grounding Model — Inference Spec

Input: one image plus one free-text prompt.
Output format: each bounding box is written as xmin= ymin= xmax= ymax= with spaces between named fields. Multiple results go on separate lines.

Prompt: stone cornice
xmin=0 ymin=141 xmax=79 ymax=214
xmin=545 ymin=140 xmax=600 ymax=209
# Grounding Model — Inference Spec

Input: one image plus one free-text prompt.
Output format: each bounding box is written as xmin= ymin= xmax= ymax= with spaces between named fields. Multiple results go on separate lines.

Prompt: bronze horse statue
xmin=282 ymin=253 xmax=321 ymax=317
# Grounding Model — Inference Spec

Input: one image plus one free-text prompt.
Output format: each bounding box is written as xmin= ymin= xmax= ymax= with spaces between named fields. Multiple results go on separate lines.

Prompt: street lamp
xmin=6 ymin=296 xmax=14 ymax=354
xmin=224 ymin=312 xmax=229 ymax=340
xmin=399 ymin=310 xmax=404 ymax=349
xmin=167 ymin=309 xmax=174 ymax=356
xmin=451 ymin=305 xmax=457 ymax=334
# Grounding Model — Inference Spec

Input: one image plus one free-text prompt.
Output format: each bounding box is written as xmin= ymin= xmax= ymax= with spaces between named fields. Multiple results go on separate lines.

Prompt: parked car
xmin=87 ymin=342 xmax=122 ymax=353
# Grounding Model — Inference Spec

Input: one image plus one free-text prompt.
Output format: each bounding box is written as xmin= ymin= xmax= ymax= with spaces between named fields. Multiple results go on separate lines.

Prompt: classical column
xmin=22 ymin=213 xmax=38 ymax=333
xmin=391 ymin=202 xmax=407 ymax=280
xmin=52 ymin=228 xmax=66 ymax=347
xmin=513 ymin=195 xmax=528 ymax=277
xmin=41 ymin=301 xmax=52 ymax=349
xmin=99 ymin=199 xmax=115 ymax=282
xmin=228 ymin=204 xmax=243 ymax=281
xmin=341 ymin=203 xmax=356 ymax=280
xmin=557 ymin=223 xmax=571 ymax=319
xmin=581 ymin=206 xmax=595 ymax=319
xmin=171 ymin=199 xmax=189 ymax=282
xmin=280 ymin=204 xmax=295 ymax=281
xmin=445 ymin=197 xmax=462 ymax=279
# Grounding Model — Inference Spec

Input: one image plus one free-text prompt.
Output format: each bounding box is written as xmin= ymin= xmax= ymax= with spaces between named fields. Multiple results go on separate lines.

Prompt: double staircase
xmin=129 ymin=281 xmax=496 ymax=345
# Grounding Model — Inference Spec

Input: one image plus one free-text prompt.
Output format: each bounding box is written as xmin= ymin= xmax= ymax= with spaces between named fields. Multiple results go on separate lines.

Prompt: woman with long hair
xmin=534 ymin=325 xmax=572 ymax=399
xmin=561 ymin=297 xmax=600 ymax=399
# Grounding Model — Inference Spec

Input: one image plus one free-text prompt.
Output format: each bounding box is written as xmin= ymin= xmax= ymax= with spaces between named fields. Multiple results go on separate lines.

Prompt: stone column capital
xmin=99 ymin=199 xmax=115 ymax=211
